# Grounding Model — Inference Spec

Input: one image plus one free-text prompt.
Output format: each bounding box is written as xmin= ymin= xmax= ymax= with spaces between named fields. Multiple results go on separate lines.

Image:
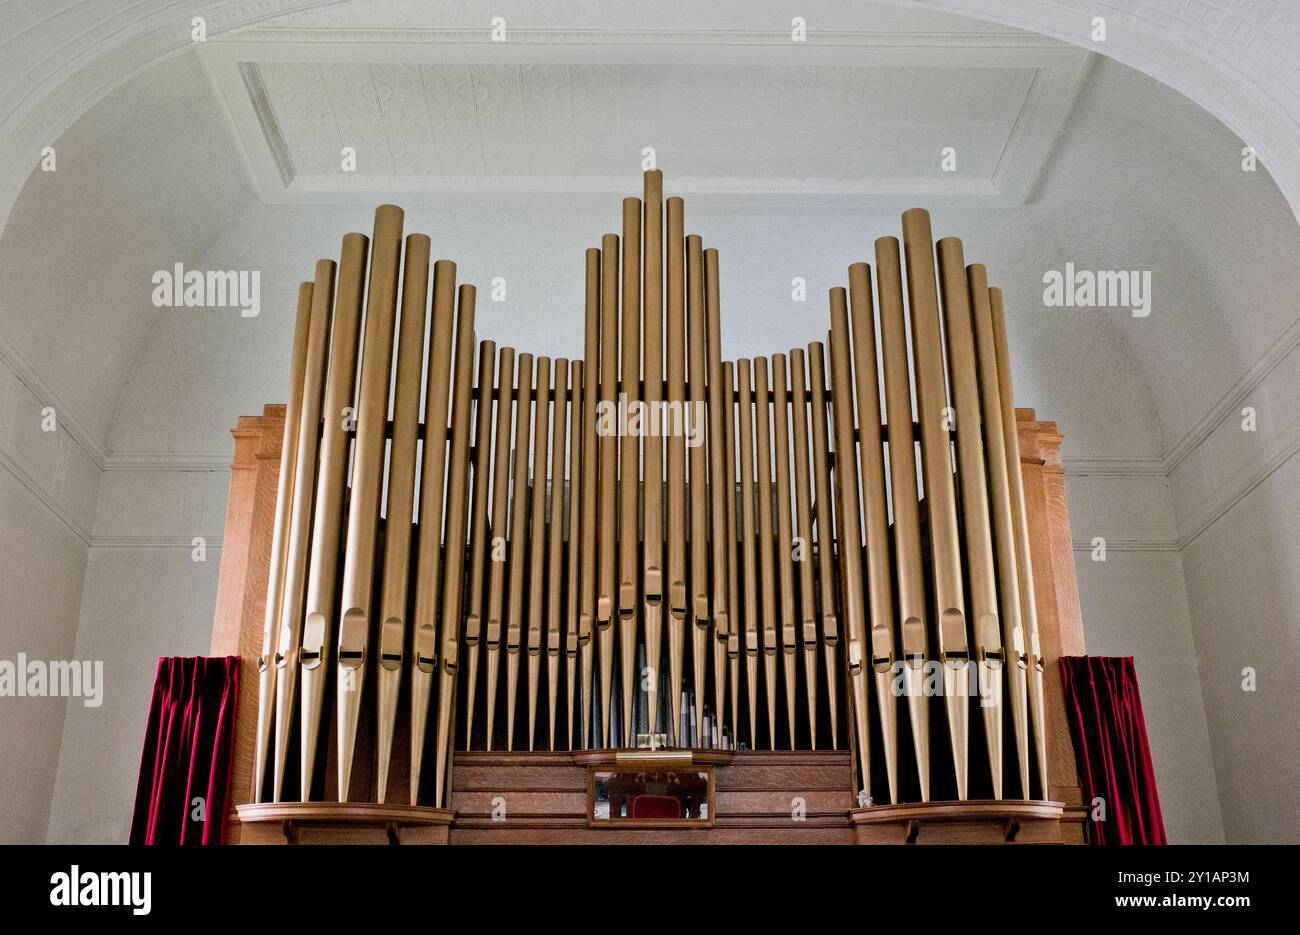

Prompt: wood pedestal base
xmin=850 ymin=800 xmax=1079 ymax=844
xmin=231 ymin=801 xmax=454 ymax=845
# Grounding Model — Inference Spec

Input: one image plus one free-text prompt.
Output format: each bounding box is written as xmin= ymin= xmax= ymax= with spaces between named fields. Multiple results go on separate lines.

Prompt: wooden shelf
xmin=850 ymin=799 xmax=1076 ymax=844
xmin=233 ymin=801 xmax=454 ymax=845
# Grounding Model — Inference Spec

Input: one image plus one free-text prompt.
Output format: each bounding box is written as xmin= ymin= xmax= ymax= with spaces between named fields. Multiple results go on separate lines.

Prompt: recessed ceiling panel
xmin=204 ymin=28 xmax=1089 ymax=206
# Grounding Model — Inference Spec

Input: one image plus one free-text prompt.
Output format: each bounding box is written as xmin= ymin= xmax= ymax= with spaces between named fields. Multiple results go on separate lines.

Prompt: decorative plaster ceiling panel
xmin=204 ymin=29 xmax=1089 ymax=206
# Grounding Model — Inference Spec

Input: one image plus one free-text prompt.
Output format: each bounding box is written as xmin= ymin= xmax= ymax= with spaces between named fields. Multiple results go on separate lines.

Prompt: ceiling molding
xmin=230 ymin=26 xmax=1073 ymax=49
xmin=0 ymin=331 xmax=107 ymax=469
xmin=102 ymin=452 xmax=232 ymax=472
xmin=0 ymin=447 xmax=92 ymax=547
xmin=1162 ymin=312 xmax=1300 ymax=474
xmin=1062 ymin=457 xmax=1167 ymax=476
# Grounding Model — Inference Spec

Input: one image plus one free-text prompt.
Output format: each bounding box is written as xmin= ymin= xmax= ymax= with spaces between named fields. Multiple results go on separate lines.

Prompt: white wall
xmin=0 ymin=356 xmax=97 ymax=843
xmin=44 ymin=543 xmax=221 ymax=843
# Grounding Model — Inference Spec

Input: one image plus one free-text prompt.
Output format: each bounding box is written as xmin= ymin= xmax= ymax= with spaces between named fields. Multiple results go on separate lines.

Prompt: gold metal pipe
xmin=375 ymin=232 xmax=430 ymax=804
xmin=828 ymin=291 xmax=872 ymax=797
xmin=463 ymin=339 xmax=498 ymax=749
xmin=771 ymin=353 xmax=798 ymax=747
xmin=337 ymin=204 xmax=404 ymax=802
xmin=432 ymin=283 xmax=478 ymax=807
xmin=597 ymin=234 xmax=619 ymax=747
xmin=665 ymin=199 xmax=687 ymax=745
xmin=735 ymin=359 xmax=760 ymax=750
xmin=847 ymin=261 xmax=900 ymax=804
xmin=686 ymin=234 xmax=710 ymax=744
xmin=752 ymin=356 xmax=778 ymax=750
xmin=874 ymin=236 xmax=929 ymax=799
xmin=642 ymin=172 xmax=665 ymax=741
xmin=408 ymin=257 xmax=457 ymax=794
xmin=900 ymin=209 xmax=969 ymax=799
xmin=722 ymin=361 xmax=741 ymax=745
xmin=272 ymin=260 xmax=335 ymax=802
xmin=788 ymin=349 xmax=820 ymax=750
xmin=579 ymin=250 xmax=600 ymax=749
xmin=484 ymin=345 xmax=517 ymax=751
xmin=969 ymin=264 xmax=1030 ymax=798
xmin=990 ymin=286 xmax=1049 ymax=796
xmin=297 ymin=231 xmax=368 ymax=800
xmin=936 ymin=239 xmax=1003 ymax=799
xmin=807 ymin=342 xmax=839 ymax=750
xmin=526 ymin=357 xmax=553 ymax=751
xmin=547 ymin=359 xmax=570 ymax=751
xmin=506 ymin=352 xmax=535 ymax=751
xmin=566 ymin=361 xmax=585 ymax=749
xmin=254 ymin=280 xmax=314 ymax=802
xmin=705 ymin=248 xmax=728 ymax=745
xmin=619 ymin=199 xmax=641 ymax=747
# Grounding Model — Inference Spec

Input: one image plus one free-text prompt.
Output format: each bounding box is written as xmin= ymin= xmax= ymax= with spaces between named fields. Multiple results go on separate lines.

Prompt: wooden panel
xmin=211 ymin=406 xmax=283 ymax=822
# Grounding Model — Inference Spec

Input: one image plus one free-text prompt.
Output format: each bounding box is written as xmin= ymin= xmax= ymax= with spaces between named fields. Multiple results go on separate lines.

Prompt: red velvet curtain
xmin=130 ymin=656 xmax=239 ymax=845
xmin=1060 ymin=655 xmax=1167 ymax=845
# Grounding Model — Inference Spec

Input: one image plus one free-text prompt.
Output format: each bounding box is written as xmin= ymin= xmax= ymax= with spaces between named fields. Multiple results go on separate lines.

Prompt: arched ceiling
xmin=1 ymin=1 xmax=1298 ymax=470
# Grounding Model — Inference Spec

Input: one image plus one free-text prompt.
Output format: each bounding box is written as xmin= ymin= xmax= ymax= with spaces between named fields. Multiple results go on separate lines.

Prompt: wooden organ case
xmin=214 ymin=172 xmax=1089 ymax=845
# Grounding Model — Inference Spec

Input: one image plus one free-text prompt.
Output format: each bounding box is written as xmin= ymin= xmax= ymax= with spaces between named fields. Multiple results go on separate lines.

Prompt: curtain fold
xmin=129 ymin=656 xmax=239 ymax=845
xmin=1060 ymin=655 xmax=1167 ymax=845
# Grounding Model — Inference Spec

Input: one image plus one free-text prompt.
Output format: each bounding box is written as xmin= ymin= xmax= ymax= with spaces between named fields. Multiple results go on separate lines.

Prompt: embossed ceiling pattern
xmin=258 ymin=61 xmax=1032 ymax=181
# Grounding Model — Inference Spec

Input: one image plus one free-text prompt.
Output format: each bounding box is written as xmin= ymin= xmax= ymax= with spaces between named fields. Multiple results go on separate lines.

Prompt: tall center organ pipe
xmin=642 ymin=171 xmax=666 ymax=741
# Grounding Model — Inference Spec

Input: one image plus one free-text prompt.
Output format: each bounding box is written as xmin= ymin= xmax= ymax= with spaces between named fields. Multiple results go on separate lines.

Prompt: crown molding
xmin=229 ymin=26 xmax=1073 ymax=49
xmin=0 ymin=446 xmax=92 ymax=546
xmin=1162 ymin=312 xmax=1300 ymax=474
xmin=102 ymin=451 xmax=231 ymax=472
xmin=0 ymin=331 xmax=107 ymax=469
xmin=1062 ymin=457 xmax=1166 ymax=476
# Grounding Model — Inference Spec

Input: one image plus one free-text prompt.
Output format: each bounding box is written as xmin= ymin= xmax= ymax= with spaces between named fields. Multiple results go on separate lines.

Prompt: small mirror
xmin=589 ymin=768 xmax=714 ymax=827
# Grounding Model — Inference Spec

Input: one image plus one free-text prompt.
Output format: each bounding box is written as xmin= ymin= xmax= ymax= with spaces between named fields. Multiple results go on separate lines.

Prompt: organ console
xmin=228 ymin=170 xmax=1090 ymax=844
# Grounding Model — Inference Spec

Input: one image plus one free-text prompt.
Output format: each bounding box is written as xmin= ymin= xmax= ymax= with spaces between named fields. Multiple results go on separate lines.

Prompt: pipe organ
xmin=246 ymin=171 xmax=1068 ymax=829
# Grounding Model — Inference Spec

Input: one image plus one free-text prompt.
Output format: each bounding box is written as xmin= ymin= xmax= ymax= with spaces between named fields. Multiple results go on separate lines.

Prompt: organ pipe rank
xmin=252 ymin=171 xmax=1049 ymax=810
